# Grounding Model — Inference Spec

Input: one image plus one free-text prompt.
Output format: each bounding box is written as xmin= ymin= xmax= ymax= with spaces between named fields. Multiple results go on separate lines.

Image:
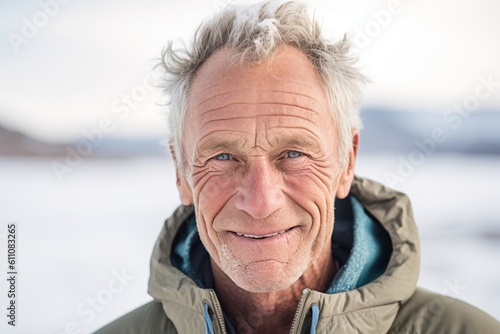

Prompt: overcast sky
xmin=1 ymin=0 xmax=499 ymax=143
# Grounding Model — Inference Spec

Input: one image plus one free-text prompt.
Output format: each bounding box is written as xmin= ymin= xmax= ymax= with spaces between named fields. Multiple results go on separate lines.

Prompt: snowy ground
xmin=0 ymin=154 xmax=499 ymax=333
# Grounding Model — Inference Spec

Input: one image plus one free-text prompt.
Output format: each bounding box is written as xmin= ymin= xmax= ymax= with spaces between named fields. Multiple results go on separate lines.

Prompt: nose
xmin=234 ymin=160 xmax=286 ymax=219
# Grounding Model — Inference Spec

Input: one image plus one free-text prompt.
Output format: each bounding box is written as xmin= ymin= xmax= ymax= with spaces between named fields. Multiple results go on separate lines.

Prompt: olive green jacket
xmin=95 ymin=177 xmax=499 ymax=333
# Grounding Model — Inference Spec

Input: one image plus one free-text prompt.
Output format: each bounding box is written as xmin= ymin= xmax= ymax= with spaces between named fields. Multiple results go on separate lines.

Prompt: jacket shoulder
xmin=389 ymin=288 xmax=499 ymax=334
xmin=93 ymin=301 xmax=177 ymax=334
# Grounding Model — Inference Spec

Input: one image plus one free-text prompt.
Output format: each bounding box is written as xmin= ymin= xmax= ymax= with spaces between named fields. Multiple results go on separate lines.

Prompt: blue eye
xmin=214 ymin=153 xmax=231 ymax=161
xmin=286 ymin=151 xmax=303 ymax=158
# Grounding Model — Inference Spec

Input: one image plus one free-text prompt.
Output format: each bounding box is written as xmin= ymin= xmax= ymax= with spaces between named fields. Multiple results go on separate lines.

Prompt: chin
xmin=223 ymin=259 xmax=308 ymax=293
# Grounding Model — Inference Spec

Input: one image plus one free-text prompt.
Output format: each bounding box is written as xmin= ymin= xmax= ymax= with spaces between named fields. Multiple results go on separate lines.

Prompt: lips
xmin=235 ymin=228 xmax=292 ymax=239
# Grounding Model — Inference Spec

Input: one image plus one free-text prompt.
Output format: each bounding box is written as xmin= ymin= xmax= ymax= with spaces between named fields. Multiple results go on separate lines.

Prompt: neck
xmin=211 ymin=248 xmax=336 ymax=334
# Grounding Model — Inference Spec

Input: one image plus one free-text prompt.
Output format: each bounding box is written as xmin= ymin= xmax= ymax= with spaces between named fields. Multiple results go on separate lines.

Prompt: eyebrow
xmin=195 ymin=136 xmax=248 ymax=158
xmin=195 ymin=131 xmax=323 ymax=159
xmin=271 ymin=134 xmax=322 ymax=154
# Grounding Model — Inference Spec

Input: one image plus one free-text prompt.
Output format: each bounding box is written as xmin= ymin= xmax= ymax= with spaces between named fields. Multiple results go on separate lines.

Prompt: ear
xmin=169 ymin=144 xmax=193 ymax=206
xmin=336 ymin=130 xmax=359 ymax=199
xmin=176 ymin=169 xmax=194 ymax=205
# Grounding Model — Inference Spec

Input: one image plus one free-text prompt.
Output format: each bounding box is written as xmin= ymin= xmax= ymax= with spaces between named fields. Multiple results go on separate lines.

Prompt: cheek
xmin=284 ymin=166 xmax=337 ymax=241
xmin=192 ymin=169 xmax=237 ymax=229
xmin=195 ymin=171 xmax=235 ymax=202
xmin=191 ymin=170 xmax=238 ymax=263
xmin=284 ymin=165 xmax=337 ymax=210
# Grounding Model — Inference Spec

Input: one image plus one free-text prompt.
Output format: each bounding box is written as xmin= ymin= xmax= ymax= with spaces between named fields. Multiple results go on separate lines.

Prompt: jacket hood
xmin=148 ymin=176 xmax=420 ymax=333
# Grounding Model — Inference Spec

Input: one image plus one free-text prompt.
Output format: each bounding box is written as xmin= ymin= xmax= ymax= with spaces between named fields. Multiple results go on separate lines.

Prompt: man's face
xmin=176 ymin=46 xmax=356 ymax=292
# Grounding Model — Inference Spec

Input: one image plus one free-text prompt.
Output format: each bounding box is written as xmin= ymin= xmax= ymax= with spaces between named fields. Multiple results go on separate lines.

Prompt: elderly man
xmin=96 ymin=1 xmax=499 ymax=333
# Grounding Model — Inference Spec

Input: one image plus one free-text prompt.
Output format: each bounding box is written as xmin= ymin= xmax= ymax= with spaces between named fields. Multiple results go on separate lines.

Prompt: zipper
xmin=289 ymin=289 xmax=311 ymax=334
xmin=209 ymin=289 xmax=227 ymax=334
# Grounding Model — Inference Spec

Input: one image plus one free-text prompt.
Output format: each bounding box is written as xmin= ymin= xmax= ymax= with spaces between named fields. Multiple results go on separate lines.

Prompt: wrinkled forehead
xmin=187 ymin=45 xmax=329 ymax=112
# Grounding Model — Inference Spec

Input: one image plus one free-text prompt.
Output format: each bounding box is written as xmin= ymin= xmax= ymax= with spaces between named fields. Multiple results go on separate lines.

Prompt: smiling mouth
xmin=235 ymin=228 xmax=292 ymax=239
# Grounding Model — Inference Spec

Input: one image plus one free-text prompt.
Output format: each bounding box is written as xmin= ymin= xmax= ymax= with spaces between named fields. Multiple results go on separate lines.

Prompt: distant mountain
xmin=1 ymin=109 xmax=499 ymax=157
xmin=0 ymin=124 xmax=67 ymax=156
xmin=0 ymin=124 xmax=165 ymax=157
xmin=359 ymin=109 xmax=500 ymax=155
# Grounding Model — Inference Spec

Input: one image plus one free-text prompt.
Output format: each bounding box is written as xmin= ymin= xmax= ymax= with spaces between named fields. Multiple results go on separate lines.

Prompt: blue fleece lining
xmin=172 ymin=215 xmax=205 ymax=286
xmin=327 ymin=196 xmax=391 ymax=293
xmin=171 ymin=213 xmax=215 ymax=289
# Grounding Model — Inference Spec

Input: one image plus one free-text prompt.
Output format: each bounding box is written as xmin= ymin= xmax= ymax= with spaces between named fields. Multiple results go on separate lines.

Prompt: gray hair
xmin=160 ymin=0 xmax=368 ymax=173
